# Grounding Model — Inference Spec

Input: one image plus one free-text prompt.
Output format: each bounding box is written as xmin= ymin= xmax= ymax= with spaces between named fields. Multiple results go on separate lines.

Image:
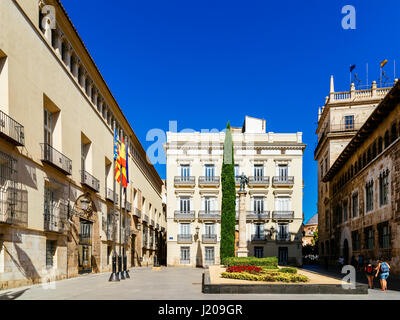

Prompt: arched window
xmin=384 ymin=130 xmax=390 ymax=149
xmin=391 ymin=122 xmax=398 ymax=143
xmin=372 ymin=141 xmax=377 ymax=159
xmin=367 ymin=147 xmax=372 ymax=163
xmin=378 ymin=137 xmax=383 ymax=154
xmin=362 ymin=153 xmax=366 ymax=168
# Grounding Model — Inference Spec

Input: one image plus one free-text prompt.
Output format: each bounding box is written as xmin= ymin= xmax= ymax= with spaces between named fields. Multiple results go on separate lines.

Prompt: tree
xmin=220 ymin=121 xmax=236 ymax=260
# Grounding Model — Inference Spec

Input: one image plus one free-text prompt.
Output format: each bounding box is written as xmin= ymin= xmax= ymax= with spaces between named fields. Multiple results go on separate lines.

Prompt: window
xmin=343 ymin=200 xmax=348 ymax=222
xmin=44 ymin=108 xmax=53 ymax=146
xmin=204 ymin=197 xmax=213 ymax=213
xmin=253 ymin=197 xmax=264 ymax=213
xmin=179 ymin=223 xmax=190 ymax=235
xmin=180 ymin=165 xmax=190 ymax=180
xmin=254 ymin=247 xmax=264 ymax=258
xmin=384 ymin=130 xmax=390 ymax=149
xmin=254 ymin=223 xmax=265 ymax=239
xmin=391 ymin=122 xmax=398 ymax=143
xmin=278 ymin=164 xmax=288 ymax=180
xmin=180 ymin=247 xmax=190 ymax=264
xmin=107 ymin=245 xmax=112 ymax=265
xmin=352 ymin=192 xmax=358 ymax=218
xmin=204 ymin=165 xmax=215 ymax=179
xmin=378 ymin=137 xmax=383 ymax=154
xmin=378 ymin=222 xmax=390 ymax=249
xmin=254 ymin=165 xmax=264 ymax=180
xmin=325 ymin=209 xmax=329 ymax=231
xmin=365 ymin=227 xmax=374 ymax=250
xmin=205 ymin=247 xmax=215 ymax=264
xmin=275 ymin=197 xmax=290 ymax=212
xmin=179 ymin=197 xmax=191 ymax=212
xmin=46 ymin=240 xmax=56 ymax=269
xmin=379 ymin=169 xmax=389 ymax=206
xmin=365 ymin=181 xmax=374 ymax=213
xmin=344 ymin=115 xmax=354 ymax=130
xmin=352 ymin=231 xmax=360 ymax=251
xmin=234 ymin=164 xmax=239 ymax=177
xmin=277 ymin=224 xmax=289 ymax=241
xmin=204 ymin=223 xmax=215 ymax=236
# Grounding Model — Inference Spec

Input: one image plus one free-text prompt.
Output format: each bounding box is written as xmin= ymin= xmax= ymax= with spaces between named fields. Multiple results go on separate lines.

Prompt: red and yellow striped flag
xmin=119 ymin=136 xmax=128 ymax=188
xmin=115 ymin=143 xmax=121 ymax=183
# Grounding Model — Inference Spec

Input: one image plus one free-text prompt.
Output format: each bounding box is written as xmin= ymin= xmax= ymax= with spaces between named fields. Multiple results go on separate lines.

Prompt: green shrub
xmin=279 ymin=267 xmax=297 ymax=274
xmin=222 ymin=257 xmax=278 ymax=267
xmin=221 ymin=271 xmax=308 ymax=283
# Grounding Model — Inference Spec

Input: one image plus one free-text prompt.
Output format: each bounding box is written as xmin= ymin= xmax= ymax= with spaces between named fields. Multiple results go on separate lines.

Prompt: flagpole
xmin=394 ymin=60 xmax=396 ymax=81
xmin=366 ymin=63 xmax=368 ymax=87
xmin=109 ymin=121 xmax=119 ymax=282
xmin=123 ymin=136 xmax=130 ymax=279
xmin=119 ymin=138 xmax=125 ymax=280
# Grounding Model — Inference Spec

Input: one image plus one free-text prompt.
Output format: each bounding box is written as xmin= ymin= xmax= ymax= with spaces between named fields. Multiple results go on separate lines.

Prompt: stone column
xmin=72 ymin=57 xmax=80 ymax=79
xmin=54 ymin=29 xmax=63 ymax=58
xmin=64 ymin=44 xmax=73 ymax=72
xmin=236 ymin=191 xmax=248 ymax=257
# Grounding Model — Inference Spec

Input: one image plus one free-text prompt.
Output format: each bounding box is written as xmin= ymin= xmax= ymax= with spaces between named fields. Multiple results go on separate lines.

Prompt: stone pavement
xmin=0 ymin=266 xmax=399 ymax=300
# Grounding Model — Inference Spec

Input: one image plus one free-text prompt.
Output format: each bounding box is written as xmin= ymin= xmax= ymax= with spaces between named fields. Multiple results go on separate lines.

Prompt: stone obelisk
xmin=236 ymin=190 xmax=248 ymax=257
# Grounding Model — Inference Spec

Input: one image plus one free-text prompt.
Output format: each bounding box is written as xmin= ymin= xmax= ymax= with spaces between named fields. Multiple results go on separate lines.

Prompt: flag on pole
xmin=114 ymin=129 xmax=121 ymax=183
xmin=350 ymin=64 xmax=356 ymax=72
xmin=380 ymin=59 xmax=388 ymax=68
xmin=126 ymin=139 xmax=129 ymax=185
xmin=120 ymin=136 xmax=128 ymax=188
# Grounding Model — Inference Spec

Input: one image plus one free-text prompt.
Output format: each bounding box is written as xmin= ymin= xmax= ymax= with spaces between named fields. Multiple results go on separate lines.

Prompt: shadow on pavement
xmin=303 ymin=264 xmax=400 ymax=292
xmin=0 ymin=288 xmax=30 ymax=300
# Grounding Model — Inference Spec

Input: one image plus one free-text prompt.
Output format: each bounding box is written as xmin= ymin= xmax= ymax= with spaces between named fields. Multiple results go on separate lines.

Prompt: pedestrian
xmin=375 ymin=258 xmax=390 ymax=291
xmin=351 ymin=255 xmax=357 ymax=268
xmin=358 ymin=254 xmax=364 ymax=271
xmin=338 ymin=256 xmax=344 ymax=273
xmin=364 ymin=260 xmax=375 ymax=289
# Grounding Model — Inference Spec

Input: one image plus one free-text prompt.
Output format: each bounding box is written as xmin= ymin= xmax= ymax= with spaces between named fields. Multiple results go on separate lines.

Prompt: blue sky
xmin=62 ymin=0 xmax=400 ymax=223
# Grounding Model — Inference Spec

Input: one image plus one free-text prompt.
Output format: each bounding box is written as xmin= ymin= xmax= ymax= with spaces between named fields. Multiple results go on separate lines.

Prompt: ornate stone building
xmin=318 ymin=79 xmax=400 ymax=274
xmin=0 ymin=0 xmax=165 ymax=289
xmin=165 ymin=116 xmax=305 ymax=267
xmin=302 ymin=214 xmax=318 ymax=246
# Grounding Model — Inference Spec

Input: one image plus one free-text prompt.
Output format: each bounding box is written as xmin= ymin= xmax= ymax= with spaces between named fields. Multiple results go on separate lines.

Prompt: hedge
xmin=221 ymin=272 xmax=308 ymax=283
xmin=277 ymin=267 xmax=297 ymax=274
xmin=222 ymin=257 xmax=278 ymax=267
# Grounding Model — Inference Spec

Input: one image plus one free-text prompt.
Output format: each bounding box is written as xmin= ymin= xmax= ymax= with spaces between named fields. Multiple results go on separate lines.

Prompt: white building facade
xmin=165 ymin=116 xmax=305 ymax=267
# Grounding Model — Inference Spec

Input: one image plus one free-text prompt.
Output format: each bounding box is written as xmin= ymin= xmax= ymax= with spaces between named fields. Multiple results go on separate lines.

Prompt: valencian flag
xmin=380 ymin=59 xmax=388 ymax=68
xmin=119 ymin=136 xmax=128 ymax=188
xmin=114 ymin=129 xmax=121 ymax=183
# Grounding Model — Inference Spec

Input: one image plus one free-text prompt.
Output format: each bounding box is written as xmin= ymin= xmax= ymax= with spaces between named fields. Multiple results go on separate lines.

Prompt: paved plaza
xmin=0 ymin=267 xmax=400 ymax=300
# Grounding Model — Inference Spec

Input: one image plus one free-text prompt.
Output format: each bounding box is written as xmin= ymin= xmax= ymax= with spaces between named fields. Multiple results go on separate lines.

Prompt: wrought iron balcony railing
xmin=44 ymin=202 xmax=69 ymax=233
xmin=177 ymin=234 xmax=193 ymax=243
xmin=150 ymin=219 xmax=155 ymax=227
xmin=41 ymin=143 xmax=72 ymax=175
xmin=272 ymin=176 xmax=294 ymax=186
xmin=106 ymin=188 xmax=119 ymax=204
xmin=198 ymin=210 xmax=221 ymax=221
xmin=134 ymin=208 xmax=141 ymax=218
xmin=251 ymin=234 xmax=267 ymax=242
xmin=0 ymin=110 xmax=24 ymax=146
xmin=81 ymin=170 xmax=100 ymax=192
xmin=276 ymin=234 xmax=291 ymax=242
xmin=272 ymin=211 xmax=295 ymax=220
xmin=121 ymin=200 xmax=132 ymax=212
xmin=248 ymin=176 xmax=269 ymax=186
xmin=174 ymin=176 xmax=195 ymax=187
xmin=198 ymin=176 xmax=220 ymax=187
xmin=142 ymin=214 xmax=149 ymax=223
xmin=202 ymin=234 xmax=217 ymax=243
xmin=174 ymin=210 xmax=195 ymax=220
xmin=246 ymin=211 xmax=270 ymax=221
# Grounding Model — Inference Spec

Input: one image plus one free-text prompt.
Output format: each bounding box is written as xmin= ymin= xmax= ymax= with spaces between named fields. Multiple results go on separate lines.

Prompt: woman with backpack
xmin=364 ymin=260 xmax=375 ymax=289
xmin=375 ymin=258 xmax=390 ymax=291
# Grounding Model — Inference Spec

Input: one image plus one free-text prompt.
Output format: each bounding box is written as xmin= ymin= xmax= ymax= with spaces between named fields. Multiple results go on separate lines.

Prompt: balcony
xmin=121 ymin=200 xmax=132 ymax=212
xmin=150 ymin=219 xmax=155 ymax=227
xmin=174 ymin=210 xmax=195 ymax=221
xmin=81 ymin=170 xmax=100 ymax=192
xmin=272 ymin=211 xmax=295 ymax=221
xmin=251 ymin=234 xmax=267 ymax=243
xmin=174 ymin=176 xmax=195 ymax=187
xmin=40 ymin=143 xmax=72 ymax=175
xmin=105 ymin=188 xmax=119 ymax=204
xmin=156 ymin=223 xmax=160 ymax=230
xmin=198 ymin=210 xmax=221 ymax=221
xmin=134 ymin=208 xmax=141 ymax=218
xmin=202 ymin=234 xmax=217 ymax=244
xmin=79 ymin=233 xmax=92 ymax=245
xmin=0 ymin=110 xmax=24 ymax=146
xmin=198 ymin=176 xmax=220 ymax=187
xmin=44 ymin=202 xmax=69 ymax=234
xmin=276 ymin=234 xmax=291 ymax=242
xmin=248 ymin=176 xmax=269 ymax=187
xmin=272 ymin=176 xmax=294 ymax=187
xmin=177 ymin=234 xmax=193 ymax=244
xmin=142 ymin=214 xmax=149 ymax=224
xmin=246 ymin=211 xmax=270 ymax=221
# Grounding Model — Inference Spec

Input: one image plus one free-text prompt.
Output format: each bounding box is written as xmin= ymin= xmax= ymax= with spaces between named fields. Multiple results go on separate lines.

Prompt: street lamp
xmin=270 ymin=226 xmax=275 ymax=239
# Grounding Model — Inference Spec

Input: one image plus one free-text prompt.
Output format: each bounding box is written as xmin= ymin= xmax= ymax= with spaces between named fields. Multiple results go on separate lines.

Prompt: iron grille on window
xmin=365 ymin=181 xmax=374 ymax=213
xmin=378 ymin=222 xmax=390 ymax=249
xmin=379 ymin=169 xmax=389 ymax=206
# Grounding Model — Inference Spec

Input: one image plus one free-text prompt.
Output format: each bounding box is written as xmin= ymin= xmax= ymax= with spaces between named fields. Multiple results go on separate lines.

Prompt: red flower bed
xmin=226 ymin=265 xmax=262 ymax=274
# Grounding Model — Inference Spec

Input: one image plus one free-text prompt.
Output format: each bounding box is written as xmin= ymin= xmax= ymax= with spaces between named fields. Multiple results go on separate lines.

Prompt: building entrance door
xmin=78 ymin=219 xmax=93 ymax=274
xmin=278 ymin=247 xmax=288 ymax=265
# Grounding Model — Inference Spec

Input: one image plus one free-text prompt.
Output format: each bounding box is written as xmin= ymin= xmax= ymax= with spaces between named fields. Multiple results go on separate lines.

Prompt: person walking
xmin=364 ymin=260 xmax=375 ymax=289
xmin=358 ymin=254 xmax=364 ymax=271
xmin=375 ymin=258 xmax=390 ymax=291
xmin=338 ymin=256 xmax=344 ymax=273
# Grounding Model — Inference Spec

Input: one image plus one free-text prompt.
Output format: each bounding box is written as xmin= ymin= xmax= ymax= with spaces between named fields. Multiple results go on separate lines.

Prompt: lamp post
xmin=270 ymin=226 xmax=275 ymax=240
